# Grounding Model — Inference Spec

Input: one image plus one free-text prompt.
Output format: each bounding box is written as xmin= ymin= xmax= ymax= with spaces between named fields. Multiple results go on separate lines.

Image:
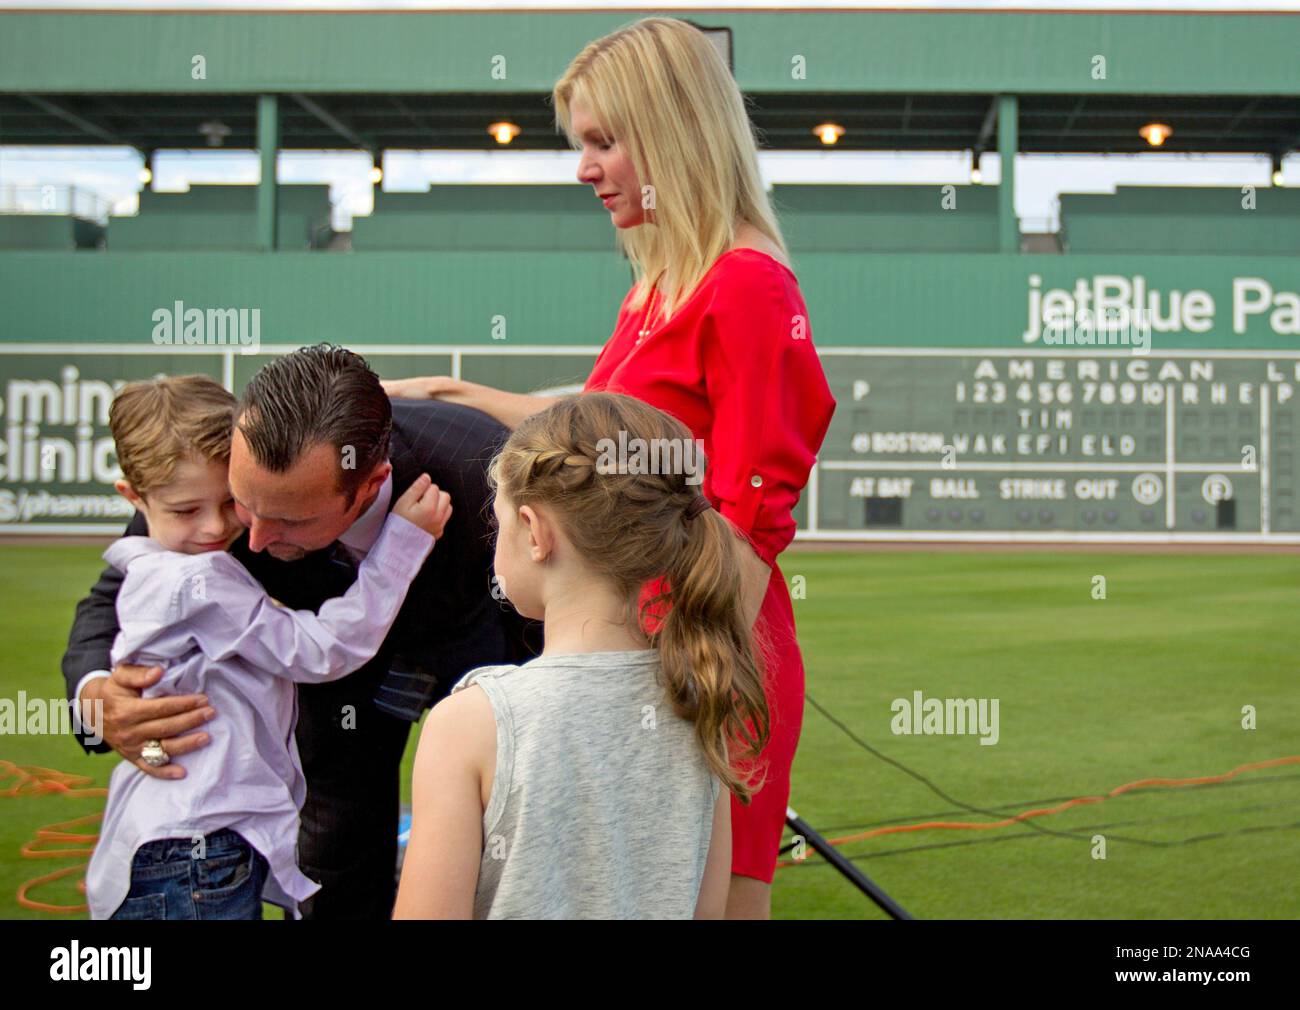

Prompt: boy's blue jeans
xmin=109 ymin=828 xmax=269 ymax=920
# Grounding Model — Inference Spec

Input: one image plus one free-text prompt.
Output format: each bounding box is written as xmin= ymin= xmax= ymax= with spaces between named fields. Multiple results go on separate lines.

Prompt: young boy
xmin=84 ymin=374 xmax=450 ymax=920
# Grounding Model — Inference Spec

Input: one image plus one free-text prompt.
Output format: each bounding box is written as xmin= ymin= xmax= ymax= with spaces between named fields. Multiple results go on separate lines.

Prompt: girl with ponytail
xmin=393 ymin=392 xmax=769 ymax=919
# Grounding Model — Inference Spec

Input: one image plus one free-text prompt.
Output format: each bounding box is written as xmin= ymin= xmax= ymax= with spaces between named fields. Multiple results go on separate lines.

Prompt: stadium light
xmin=369 ymin=166 xmax=383 ymax=185
xmin=814 ymin=122 xmax=846 ymax=146
xmin=1139 ymin=122 xmax=1173 ymax=147
xmin=1271 ymin=152 xmax=1284 ymax=187
xmin=488 ymin=121 xmax=521 ymax=145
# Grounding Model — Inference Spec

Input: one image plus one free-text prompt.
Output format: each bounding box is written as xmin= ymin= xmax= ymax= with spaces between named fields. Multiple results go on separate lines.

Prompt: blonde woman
xmin=385 ymin=16 xmax=835 ymax=919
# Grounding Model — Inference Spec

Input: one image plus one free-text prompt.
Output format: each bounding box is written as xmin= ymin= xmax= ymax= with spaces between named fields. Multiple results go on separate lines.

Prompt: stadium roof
xmin=1 ymin=9 xmax=1298 ymax=157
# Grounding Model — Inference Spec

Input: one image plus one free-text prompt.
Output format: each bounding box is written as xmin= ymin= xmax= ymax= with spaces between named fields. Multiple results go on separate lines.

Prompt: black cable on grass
xmin=800 ymin=691 xmax=1132 ymax=847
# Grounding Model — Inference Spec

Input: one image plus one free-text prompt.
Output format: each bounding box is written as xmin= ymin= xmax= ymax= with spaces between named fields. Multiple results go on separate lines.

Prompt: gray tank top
xmin=450 ymin=648 xmax=722 ymax=919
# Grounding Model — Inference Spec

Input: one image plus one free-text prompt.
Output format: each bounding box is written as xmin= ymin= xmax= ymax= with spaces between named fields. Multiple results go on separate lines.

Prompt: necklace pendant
xmin=635 ymin=285 xmax=660 ymax=345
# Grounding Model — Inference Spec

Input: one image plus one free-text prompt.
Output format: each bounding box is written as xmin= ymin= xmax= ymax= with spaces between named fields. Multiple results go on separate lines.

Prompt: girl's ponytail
xmin=654 ymin=501 xmax=772 ymax=803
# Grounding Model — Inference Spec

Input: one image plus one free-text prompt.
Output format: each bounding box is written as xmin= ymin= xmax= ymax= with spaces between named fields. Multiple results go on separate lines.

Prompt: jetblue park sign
xmin=1022 ymin=273 xmax=1300 ymax=348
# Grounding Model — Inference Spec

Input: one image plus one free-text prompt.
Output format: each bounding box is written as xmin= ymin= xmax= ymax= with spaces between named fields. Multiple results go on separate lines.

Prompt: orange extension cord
xmin=777 ymin=755 xmax=1300 ymax=868
xmin=7 ymin=755 xmax=1299 ymax=903
xmin=1 ymin=760 xmax=105 ymax=913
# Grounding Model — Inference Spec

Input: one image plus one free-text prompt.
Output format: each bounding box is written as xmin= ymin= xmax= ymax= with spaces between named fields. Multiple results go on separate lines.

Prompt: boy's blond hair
xmin=109 ymin=375 xmax=237 ymax=498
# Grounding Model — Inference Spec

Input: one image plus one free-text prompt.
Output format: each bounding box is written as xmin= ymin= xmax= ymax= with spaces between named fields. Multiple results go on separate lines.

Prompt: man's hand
xmin=393 ymin=473 xmax=453 ymax=541
xmin=381 ymin=376 xmax=460 ymax=400
xmin=81 ymin=664 xmax=216 ymax=780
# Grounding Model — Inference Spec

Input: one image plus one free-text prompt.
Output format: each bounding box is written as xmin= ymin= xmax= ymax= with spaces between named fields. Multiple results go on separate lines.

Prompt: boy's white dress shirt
xmin=84 ymin=510 xmax=433 ymax=919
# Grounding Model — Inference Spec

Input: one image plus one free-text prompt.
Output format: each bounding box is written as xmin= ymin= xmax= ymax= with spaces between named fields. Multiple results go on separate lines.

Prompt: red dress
xmin=583 ymin=247 xmax=836 ymax=883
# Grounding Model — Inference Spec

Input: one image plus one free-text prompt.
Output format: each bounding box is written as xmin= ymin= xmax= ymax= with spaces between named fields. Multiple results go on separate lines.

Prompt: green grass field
xmin=1 ymin=544 xmax=1296 ymax=919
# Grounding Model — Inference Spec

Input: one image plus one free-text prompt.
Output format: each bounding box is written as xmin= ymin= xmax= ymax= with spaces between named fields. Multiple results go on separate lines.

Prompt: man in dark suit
xmin=61 ymin=344 xmax=542 ymax=919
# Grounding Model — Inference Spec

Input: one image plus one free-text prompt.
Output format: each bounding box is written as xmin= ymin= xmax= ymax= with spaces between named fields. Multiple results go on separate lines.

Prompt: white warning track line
xmin=1166 ymin=383 xmax=1176 ymax=530
xmin=793 ymin=530 xmax=1300 ymax=545
xmin=819 ymin=461 xmax=1251 ymax=473
xmin=815 ymin=348 xmax=1300 ymax=360
xmin=1261 ymin=383 xmax=1271 ymax=536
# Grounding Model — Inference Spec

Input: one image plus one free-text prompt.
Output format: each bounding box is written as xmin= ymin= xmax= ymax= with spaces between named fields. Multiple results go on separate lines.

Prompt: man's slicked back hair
xmin=236 ymin=343 xmax=392 ymax=508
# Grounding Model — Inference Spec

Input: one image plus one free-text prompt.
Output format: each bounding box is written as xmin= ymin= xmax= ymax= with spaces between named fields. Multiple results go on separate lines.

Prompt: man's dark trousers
xmin=294 ymin=657 xmax=414 ymax=920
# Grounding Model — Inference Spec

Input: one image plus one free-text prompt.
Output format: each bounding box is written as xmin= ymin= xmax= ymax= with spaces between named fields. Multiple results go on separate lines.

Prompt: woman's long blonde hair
xmin=488 ymin=392 xmax=771 ymax=802
xmin=553 ymin=16 xmax=789 ymax=323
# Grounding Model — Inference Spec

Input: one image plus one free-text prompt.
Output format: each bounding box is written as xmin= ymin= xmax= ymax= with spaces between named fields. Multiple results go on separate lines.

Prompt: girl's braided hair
xmin=489 ymin=392 xmax=771 ymax=801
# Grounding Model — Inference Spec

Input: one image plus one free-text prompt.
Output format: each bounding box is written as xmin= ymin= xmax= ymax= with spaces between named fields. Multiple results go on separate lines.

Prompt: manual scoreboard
xmin=809 ymin=349 xmax=1298 ymax=541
